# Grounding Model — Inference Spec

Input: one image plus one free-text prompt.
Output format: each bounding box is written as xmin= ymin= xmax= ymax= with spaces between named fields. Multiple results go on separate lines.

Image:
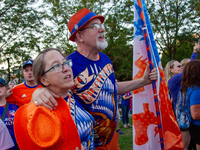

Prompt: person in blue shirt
xmin=121 ymin=92 xmax=132 ymax=128
xmin=0 ymin=78 xmax=19 ymax=149
xmin=116 ymin=91 xmax=124 ymax=134
xmin=181 ymin=60 xmax=200 ymax=150
xmin=165 ymin=44 xmax=200 ymax=109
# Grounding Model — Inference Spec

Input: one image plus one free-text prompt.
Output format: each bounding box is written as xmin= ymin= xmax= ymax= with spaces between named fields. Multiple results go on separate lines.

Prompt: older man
xmin=32 ymin=8 xmax=157 ymax=150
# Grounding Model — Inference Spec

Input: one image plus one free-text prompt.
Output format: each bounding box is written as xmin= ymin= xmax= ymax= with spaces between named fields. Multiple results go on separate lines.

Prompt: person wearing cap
xmin=0 ymin=78 xmax=19 ymax=149
xmin=31 ymin=8 xmax=157 ymax=149
xmin=14 ymin=48 xmax=94 ymax=150
xmin=6 ymin=60 xmax=42 ymax=107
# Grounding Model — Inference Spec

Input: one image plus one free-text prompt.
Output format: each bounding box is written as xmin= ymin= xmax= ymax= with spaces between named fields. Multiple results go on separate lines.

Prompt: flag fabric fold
xmin=132 ymin=0 xmax=183 ymax=149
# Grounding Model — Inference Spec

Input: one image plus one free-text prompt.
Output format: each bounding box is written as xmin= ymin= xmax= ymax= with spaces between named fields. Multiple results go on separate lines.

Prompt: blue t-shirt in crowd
xmin=121 ymin=92 xmax=131 ymax=106
xmin=187 ymin=86 xmax=200 ymax=125
xmin=0 ymin=102 xmax=18 ymax=149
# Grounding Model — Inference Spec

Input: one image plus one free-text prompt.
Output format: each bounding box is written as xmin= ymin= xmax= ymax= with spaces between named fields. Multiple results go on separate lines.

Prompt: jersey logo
xmin=22 ymin=94 xmax=27 ymax=98
xmin=9 ymin=110 xmax=16 ymax=116
xmin=72 ymin=63 xmax=114 ymax=104
xmin=72 ymin=67 xmax=94 ymax=92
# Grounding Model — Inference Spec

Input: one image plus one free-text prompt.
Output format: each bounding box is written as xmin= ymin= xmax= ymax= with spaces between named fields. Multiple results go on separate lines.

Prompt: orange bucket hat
xmin=14 ymin=96 xmax=81 ymax=150
xmin=68 ymin=8 xmax=105 ymax=42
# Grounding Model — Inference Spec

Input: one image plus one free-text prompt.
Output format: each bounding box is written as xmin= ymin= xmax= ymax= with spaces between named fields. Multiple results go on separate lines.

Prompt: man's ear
xmin=75 ymin=31 xmax=84 ymax=42
xmin=40 ymin=76 xmax=49 ymax=87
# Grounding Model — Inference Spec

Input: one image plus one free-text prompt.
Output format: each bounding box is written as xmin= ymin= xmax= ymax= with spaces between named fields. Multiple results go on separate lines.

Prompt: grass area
xmin=118 ymin=117 xmax=133 ymax=150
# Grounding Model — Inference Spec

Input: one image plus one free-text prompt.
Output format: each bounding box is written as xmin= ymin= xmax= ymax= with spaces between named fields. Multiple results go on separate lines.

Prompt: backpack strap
xmin=1 ymin=102 xmax=10 ymax=121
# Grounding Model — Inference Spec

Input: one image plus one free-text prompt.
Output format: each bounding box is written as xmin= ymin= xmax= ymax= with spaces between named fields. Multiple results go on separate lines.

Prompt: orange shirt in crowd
xmin=6 ymin=82 xmax=42 ymax=107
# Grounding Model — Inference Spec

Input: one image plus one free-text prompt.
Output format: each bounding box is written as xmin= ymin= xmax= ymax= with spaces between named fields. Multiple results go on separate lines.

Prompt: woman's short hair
xmin=33 ymin=48 xmax=65 ymax=86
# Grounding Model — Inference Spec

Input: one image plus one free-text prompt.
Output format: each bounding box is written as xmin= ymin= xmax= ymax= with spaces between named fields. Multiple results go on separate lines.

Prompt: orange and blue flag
xmin=132 ymin=0 xmax=183 ymax=149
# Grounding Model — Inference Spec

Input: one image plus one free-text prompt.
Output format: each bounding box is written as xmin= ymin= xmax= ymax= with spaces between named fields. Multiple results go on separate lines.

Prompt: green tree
xmin=0 ymin=0 xmax=51 ymax=69
xmin=161 ymin=33 xmax=200 ymax=67
xmin=2 ymin=0 xmax=199 ymax=81
xmin=105 ymin=0 xmax=134 ymax=81
xmin=146 ymin=0 xmax=200 ymax=64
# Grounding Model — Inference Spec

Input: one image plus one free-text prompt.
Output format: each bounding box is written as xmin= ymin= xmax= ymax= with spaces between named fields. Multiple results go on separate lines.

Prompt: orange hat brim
xmin=14 ymin=97 xmax=81 ymax=150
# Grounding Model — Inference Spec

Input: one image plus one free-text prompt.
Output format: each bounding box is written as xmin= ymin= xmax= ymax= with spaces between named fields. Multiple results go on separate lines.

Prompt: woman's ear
xmin=40 ymin=76 xmax=49 ymax=87
xmin=170 ymin=68 xmax=174 ymax=74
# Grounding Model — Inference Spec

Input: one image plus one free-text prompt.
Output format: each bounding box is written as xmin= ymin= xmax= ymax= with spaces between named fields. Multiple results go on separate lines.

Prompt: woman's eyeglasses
xmin=177 ymin=64 xmax=182 ymax=68
xmin=43 ymin=59 xmax=72 ymax=75
xmin=169 ymin=60 xmax=182 ymax=69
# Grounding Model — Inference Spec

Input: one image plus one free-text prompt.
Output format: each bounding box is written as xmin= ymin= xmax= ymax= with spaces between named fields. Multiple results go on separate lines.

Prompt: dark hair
xmin=33 ymin=48 xmax=65 ymax=86
xmin=181 ymin=60 xmax=200 ymax=94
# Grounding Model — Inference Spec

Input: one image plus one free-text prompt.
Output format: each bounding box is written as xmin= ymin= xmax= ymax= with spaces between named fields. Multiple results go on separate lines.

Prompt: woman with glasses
xmin=15 ymin=48 xmax=94 ymax=150
xmin=164 ymin=44 xmax=200 ymax=150
xmin=35 ymin=48 xmax=95 ymax=150
xmin=165 ymin=44 xmax=200 ymax=109
xmin=165 ymin=60 xmax=183 ymax=104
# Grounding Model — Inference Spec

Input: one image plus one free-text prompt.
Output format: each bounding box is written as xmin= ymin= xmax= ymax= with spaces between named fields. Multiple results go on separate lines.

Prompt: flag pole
xmin=140 ymin=0 xmax=165 ymax=149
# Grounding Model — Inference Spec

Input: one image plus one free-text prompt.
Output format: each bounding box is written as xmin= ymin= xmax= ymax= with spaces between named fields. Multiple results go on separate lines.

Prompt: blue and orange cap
xmin=68 ymin=8 xmax=105 ymax=42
